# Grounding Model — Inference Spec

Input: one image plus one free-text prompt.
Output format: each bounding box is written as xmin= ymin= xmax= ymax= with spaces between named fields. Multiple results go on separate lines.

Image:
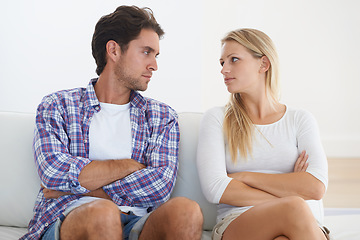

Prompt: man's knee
xmin=166 ymin=197 xmax=203 ymax=226
xmin=61 ymin=199 xmax=122 ymax=239
xmin=85 ymin=199 xmax=121 ymax=225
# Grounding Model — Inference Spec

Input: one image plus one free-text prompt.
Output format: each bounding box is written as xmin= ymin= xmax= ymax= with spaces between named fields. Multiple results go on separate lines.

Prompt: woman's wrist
xmin=228 ymin=171 xmax=247 ymax=182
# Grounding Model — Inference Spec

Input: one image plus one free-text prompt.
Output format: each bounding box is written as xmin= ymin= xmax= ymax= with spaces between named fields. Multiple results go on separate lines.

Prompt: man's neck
xmin=94 ymin=74 xmax=131 ymax=105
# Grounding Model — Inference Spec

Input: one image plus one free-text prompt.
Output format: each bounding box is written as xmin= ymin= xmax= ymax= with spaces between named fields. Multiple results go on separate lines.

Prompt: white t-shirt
xmin=89 ymin=102 xmax=132 ymax=161
xmin=196 ymin=106 xmax=328 ymax=224
xmin=68 ymin=102 xmax=147 ymax=216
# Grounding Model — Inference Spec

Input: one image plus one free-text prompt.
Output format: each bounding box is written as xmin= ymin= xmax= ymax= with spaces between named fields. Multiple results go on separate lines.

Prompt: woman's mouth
xmin=224 ymin=77 xmax=234 ymax=84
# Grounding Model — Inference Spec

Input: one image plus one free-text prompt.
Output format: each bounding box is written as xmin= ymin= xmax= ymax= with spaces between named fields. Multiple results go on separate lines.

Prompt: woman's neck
xmin=241 ymin=93 xmax=285 ymax=125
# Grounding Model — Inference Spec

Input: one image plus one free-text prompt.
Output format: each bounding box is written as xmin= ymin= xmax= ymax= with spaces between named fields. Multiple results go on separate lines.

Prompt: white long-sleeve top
xmin=196 ymin=106 xmax=328 ymax=224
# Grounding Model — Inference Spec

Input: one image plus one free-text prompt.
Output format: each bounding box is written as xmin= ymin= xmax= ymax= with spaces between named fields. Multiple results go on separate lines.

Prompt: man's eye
xmin=144 ymin=51 xmax=149 ymax=55
xmin=220 ymin=61 xmax=224 ymax=66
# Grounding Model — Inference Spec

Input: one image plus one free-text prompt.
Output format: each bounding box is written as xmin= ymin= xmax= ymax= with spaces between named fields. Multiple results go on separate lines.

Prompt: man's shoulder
xmin=145 ymin=97 xmax=177 ymax=115
xmin=38 ymin=87 xmax=87 ymax=112
xmin=132 ymin=92 xmax=177 ymax=120
xmin=46 ymin=87 xmax=85 ymax=99
xmin=144 ymin=97 xmax=175 ymax=112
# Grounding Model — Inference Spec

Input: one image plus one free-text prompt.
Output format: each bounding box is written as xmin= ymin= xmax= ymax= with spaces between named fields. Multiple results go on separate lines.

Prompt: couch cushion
xmin=0 ymin=112 xmax=40 ymax=227
xmin=0 ymin=226 xmax=27 ymax=240
xmin=171 ymin=112 xmax=217 ymax=231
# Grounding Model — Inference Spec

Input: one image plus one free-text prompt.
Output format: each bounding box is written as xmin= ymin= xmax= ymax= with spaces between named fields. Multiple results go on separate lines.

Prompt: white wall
xmin=0 ymin=0 xmax=203 ymax=113
xmin=1 ymin=0 xmax=359 ymax=157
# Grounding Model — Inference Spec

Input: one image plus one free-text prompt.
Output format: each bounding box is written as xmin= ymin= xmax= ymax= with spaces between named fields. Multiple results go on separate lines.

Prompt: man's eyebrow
xmin=144 ymin=46 xmax=160 ymax=56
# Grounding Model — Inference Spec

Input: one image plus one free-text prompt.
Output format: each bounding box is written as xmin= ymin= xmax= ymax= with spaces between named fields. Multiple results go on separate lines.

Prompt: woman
xmin=197 ymin=28 xmax=330 ymax=240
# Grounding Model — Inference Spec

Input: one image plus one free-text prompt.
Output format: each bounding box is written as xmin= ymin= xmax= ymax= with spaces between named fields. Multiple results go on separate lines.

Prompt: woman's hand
xmin=294 ymin=151 xmax=309 ymax=172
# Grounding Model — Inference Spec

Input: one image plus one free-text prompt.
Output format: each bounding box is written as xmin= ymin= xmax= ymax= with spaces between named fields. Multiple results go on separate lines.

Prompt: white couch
xmin=0 ymin=112 xmax=215 ymax=239
xmin=0 ymin=111 xmax=360 ymax=240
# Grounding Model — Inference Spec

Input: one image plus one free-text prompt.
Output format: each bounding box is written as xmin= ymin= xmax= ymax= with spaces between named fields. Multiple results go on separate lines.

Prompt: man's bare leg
xmin=139 ymin=197 xmax=203 ymax=240
xmin=60 ymin=199 xmax=122 ymax=240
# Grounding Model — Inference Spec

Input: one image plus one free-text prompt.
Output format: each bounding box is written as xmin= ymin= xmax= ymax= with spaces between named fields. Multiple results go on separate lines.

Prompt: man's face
xmin=115 ymin=28 xmax=160 ymax=92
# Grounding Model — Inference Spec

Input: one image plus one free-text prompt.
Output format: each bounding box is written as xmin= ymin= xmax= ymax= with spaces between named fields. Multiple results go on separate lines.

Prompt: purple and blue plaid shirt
xmin=21 ymin=79 xmax=179 ymax=240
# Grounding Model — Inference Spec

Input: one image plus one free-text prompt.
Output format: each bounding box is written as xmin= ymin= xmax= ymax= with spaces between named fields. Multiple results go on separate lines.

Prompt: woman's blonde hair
xmin=222 ymin=28 xmax=280 ymax=163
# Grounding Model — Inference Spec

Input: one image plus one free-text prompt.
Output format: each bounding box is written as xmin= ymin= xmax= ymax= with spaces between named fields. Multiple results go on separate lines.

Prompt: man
xmin=21 ymin=5 xmax=203 ymax=240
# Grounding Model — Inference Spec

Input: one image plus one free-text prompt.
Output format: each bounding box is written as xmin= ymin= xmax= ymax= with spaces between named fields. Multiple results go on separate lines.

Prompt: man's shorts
xmin=41 ymin=203 xmax=151 ymax=240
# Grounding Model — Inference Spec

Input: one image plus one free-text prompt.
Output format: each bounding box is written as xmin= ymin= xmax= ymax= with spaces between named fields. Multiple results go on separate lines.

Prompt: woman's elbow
xmin=307 ymin=182 xmax=326 ymax=200
xmin=201 ymin=189 xmax=219 ymax=204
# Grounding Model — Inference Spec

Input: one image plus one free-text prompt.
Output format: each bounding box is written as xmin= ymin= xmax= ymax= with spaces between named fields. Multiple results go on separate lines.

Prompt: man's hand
xmin=42 ymin=185 xmax=111 ymax=200
xmin=294 ymin=151 xmax=309 ymax=172
xmin=43 ymin=187 xmax=71 ymax=199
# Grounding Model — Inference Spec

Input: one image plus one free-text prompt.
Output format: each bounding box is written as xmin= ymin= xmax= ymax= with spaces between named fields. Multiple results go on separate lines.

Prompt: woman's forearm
xmin=229 ymin=171 xmax=325 ymax=200
xmin=219 ymin=179 xmax=278 ymax=207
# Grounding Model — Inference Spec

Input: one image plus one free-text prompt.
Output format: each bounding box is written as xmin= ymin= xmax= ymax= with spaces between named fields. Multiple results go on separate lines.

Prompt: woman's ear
xmin=260 ymin=56 xmax=270 ymax=73
xmin=105 ymin=40 xmax=120 ymax=63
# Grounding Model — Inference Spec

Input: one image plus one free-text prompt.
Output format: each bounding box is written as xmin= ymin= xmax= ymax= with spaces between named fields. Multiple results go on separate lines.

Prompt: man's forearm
xmin=43 ymin=187 xmax=111 ymax=200
xmin=78 ymin=159 xmax=146 ymax=191
xmin=84 ymin=188 xmax=111 ymax=200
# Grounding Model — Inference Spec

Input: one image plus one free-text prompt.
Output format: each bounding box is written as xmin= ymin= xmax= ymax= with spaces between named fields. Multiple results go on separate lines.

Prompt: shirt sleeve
xmin=295 ymin=110 xmax=328 ymax=189
xmin=196 ymin=107 xmax=232 ymax=204
xmin=103 ymin=113 xmax=180 ymax=208
xmin=34 ymin=96 xmax=91 ymax=194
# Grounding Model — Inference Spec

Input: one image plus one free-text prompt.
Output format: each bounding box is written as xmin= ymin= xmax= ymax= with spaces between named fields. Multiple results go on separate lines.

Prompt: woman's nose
xmin=221 ymin=64 xmax=229 ymax=75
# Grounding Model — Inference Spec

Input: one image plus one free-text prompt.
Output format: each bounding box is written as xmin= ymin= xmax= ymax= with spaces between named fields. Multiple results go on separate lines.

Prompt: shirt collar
xmin=82 ymin=78 xmax=100 ymax=110
xmin=130 ymin=89 xmax=147 ymax=112
xmin=82 ymin=78 xmax=147 ymax=112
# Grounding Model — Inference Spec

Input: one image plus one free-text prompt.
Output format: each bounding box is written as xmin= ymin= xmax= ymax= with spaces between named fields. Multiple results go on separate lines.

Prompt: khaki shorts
xmin=212 ymin=212 xmax=331 ymax=240
xmin=212 ymin=212 xmax=243 ymax=240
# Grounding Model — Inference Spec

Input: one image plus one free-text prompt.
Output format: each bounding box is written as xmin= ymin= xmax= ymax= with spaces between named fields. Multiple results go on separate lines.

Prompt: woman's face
xmin=220 ymin=40 xmax=263 ymax=94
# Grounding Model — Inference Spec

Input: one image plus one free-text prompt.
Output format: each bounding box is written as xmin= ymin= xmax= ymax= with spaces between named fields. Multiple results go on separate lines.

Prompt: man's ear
xmin=106 ymin=40 xmax=120 ymax=62
xmin=260 ymin=56 xmax=270 ymax=73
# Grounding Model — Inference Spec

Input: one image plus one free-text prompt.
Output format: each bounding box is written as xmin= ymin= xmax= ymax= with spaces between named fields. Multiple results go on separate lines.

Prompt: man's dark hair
xmin=92 ymin=5 xmax=165 ymax=75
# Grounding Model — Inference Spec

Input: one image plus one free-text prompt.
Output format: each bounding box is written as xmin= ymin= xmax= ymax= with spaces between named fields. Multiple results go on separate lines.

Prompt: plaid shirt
xmin=21 ymin=79 xmax=179 ymax=240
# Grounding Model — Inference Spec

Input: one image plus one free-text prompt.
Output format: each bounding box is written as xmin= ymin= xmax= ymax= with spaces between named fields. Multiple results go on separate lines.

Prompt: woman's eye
xmin=231 ymin=57 xmax=239 ymax=62
xmin=144 ymin=51 xmax=149 ymax=55
xmin=220 ymin=61 xmax=224 ymax=66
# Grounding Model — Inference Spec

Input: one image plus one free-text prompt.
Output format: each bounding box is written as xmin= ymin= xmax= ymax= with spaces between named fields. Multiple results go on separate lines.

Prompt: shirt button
xmin=84 ymin=139 xmax=88 ymax=143
xmin=45 ymin=223 xmax=49 ymax=227
xmin=95 ymin=106 xmax=100 ymax=111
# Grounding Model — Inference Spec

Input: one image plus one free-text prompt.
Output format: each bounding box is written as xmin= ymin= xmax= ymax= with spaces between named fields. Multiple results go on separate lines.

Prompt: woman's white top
xmin=196 ymin=106 xmax=328 ymax=224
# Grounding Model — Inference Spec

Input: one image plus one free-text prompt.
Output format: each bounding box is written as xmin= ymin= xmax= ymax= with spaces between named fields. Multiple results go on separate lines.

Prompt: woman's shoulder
xmin=201 ymin=106 xmax=226 ymax=126
xmin=203 ymin=106 xmax=225 ymax=119
xmin=285 ymin=105 xmax=317 ymax=126
xmin=205 ymin=106 xmax=225 ymax=115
